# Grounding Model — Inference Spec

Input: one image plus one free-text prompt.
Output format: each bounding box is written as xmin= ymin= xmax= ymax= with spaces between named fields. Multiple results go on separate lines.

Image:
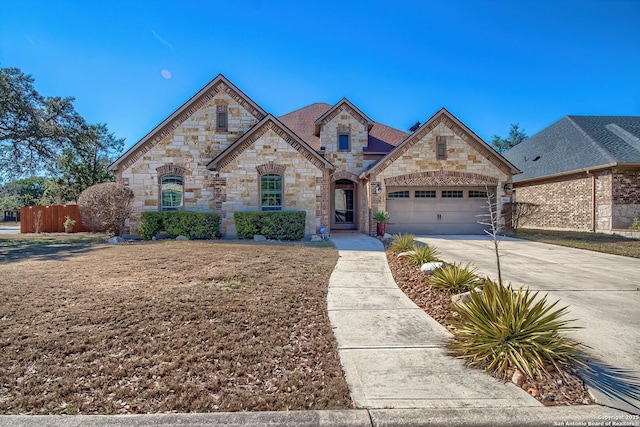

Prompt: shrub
xmin=447 ymin=281 xmax=584 ymax=380
xmin=430 ymin=262 xmax=481 ymax=293
xmin=405 ymin=243 xmax=440 ymax=266
xmin=234 ymin=211 xmax=305 ymax=240
xmin=388 ymin=233 xmax=415 ymax=253
xmin=78 ymin=182 xmax=133 ymax=236
xmin=137 ymin=211 xmax=220 ymax=240
xmin=630 ymin=217 xmax=640 ymax=230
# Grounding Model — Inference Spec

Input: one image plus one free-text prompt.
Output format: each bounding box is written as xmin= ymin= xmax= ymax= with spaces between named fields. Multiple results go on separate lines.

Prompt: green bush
xmin=234 ymin=210 xmax=306 ymax=240
xmin=137 ymin=211 xmax=220 ymax=240
xmin=447 ymin=281 xmax=584 ymax=380
xmin=388 ymin=233 xmax=415 ymax=253
xmin=430 ymin=262 xmax=481 ymax=293
xmin=405 ymin=243 xmax=440 ymax=266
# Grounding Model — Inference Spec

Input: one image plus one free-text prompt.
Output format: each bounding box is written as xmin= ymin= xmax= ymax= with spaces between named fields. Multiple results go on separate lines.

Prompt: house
xmin=503 ymin=116 xmax=640 ymax=232
xmin=108 ymin=74 xmax=520 ymax=237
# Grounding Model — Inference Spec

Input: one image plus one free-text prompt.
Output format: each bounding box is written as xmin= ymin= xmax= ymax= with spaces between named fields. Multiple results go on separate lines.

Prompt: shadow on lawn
xmin=579 ymin=357 xmax=640 ymax=413
xmin=0 ymin=241 xmax=106 ymax=263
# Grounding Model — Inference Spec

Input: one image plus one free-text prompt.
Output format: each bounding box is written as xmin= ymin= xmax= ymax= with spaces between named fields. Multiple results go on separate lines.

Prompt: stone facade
xmin=612 ymin=169 xmax=640 ymax=229
xmin=110 ymin=75 xmax=517 ymax=238
xmin=366 ymin=120 xmax=512 ymax=234
xmin=218 ymin=127 xmax=326 ymax=236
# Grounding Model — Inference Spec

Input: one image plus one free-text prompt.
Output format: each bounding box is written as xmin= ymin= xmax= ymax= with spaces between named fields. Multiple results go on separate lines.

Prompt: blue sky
xmin=2 ymin=0 xmax=639 ymax=151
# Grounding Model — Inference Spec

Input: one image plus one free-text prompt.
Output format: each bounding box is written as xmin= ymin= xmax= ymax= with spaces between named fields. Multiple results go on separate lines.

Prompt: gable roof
xmin=207 ymin=114 xmax=334 ymax=172
xmin=278 ymin=102 xmax=408 ymax=151
xmin=361 ymin=108 xmax=521 ymax=179
xmin=108 ymin=74 xmax=267 ymax=172
xmin=504 ymin=116 xmax=640 ymax=182
xmin=313 ymin=98 xmax=374 ymax=136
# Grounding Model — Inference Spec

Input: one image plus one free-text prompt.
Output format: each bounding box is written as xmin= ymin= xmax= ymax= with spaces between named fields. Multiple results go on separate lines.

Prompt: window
xmin=338 ymin=133 xmax=350 ymax=151
xmin=436 ymin=136 xmax=447 ymax=159
xmin=469 ymin=190 xmax=488 ymax=198
xmin=387 ymin=190 xmax=410 ymax=199
xmin=415 ymin=190 xmax=436 ymax=198
xmin=442 ymin=190 xmax=463 ymax=198
xmin=216 ymin=105 xmax=228 ymax=131
xmin=161 ymin=175 xmax=184 ymax=210
xmin=261 ymin=174 xmax=282 ymax=211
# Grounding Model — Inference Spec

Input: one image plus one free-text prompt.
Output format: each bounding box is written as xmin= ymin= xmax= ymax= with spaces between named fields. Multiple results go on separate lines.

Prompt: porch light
xmin=375 ymin=183 xmax=382 ymax=195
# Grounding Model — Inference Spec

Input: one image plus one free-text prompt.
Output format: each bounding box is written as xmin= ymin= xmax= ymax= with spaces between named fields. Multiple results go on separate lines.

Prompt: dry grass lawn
xmin=0 ymin=238 xmax=352 ymax=414
xmin=515 ymin=228 xmax=640 ymax=259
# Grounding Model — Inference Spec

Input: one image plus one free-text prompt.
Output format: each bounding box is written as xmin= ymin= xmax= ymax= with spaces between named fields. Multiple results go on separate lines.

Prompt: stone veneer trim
xmin=384 ymin=170 xmax=499 ymax=187
xmin=314 ymin=98 xmax=374 ymax=135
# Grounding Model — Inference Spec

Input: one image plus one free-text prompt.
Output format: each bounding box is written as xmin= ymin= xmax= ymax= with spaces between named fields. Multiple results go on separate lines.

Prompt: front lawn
xmin=0 ymin=239 xmax=351 ymax=414
xmin=515 ymin=228 xmax=640 ymax=259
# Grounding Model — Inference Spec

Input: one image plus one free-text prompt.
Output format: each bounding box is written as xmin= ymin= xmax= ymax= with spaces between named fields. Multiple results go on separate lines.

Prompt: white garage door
xmin=386 ymin=187 xmax=493 ymax=235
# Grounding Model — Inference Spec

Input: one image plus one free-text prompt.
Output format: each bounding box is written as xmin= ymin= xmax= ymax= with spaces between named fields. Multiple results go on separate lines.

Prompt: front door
xmin=333 ymin=179 xmax=356 ymax=230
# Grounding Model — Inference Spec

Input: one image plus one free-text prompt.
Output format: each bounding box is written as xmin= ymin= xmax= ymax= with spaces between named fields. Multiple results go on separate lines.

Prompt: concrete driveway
xmin=415 ymin=235 xmax=640 ymax=413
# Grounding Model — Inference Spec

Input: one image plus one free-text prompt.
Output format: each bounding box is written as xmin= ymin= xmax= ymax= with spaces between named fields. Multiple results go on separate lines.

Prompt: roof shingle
xmin=504 ymin=116 xmax=640 ymax=182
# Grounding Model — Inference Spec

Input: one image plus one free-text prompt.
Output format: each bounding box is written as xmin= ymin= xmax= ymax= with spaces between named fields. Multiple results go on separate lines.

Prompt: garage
xmin=385 ymin=187 xmax=493 ymax=235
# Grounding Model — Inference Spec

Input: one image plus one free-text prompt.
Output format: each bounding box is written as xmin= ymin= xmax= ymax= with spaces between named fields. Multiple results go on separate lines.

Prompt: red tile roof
xmin=278 ymin=103 xmax=409 ymax=151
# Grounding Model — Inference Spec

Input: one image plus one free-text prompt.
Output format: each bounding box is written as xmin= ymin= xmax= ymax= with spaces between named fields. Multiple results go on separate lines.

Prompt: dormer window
xmin=216 ymin=105 xmax=228 ymax=131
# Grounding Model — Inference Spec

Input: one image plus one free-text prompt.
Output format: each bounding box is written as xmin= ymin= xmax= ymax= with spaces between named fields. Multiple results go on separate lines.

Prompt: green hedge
xmin=137 ymin=211 xmax=220 ymax=240
xmin=234 ymin=210 xmax=306 ymax=240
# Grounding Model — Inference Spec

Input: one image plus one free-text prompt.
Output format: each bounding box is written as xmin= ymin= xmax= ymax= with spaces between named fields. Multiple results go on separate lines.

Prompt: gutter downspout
xmin=588 ymin=170 xmax=596 ymax=232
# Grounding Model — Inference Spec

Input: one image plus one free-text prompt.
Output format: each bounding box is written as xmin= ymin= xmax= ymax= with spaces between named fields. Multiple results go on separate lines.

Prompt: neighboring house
xmin=504 ymin=116 xmax=640 ymax=232
xmin=108 ymin=74 xmax=520 ymax=237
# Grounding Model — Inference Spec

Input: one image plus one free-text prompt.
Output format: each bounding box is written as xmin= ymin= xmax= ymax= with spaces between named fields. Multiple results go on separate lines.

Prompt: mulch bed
xmin=0 ymin=240 xmax=352 ymax=414
xmin=386 ymin=251 xmax=593 ymax=407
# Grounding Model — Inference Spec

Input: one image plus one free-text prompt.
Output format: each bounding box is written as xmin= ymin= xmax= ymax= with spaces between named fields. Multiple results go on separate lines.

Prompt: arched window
xmin=261 ymin=174 xmax=282 ymax=211
xmin=161 ymin=174 xmax=184 ymax=210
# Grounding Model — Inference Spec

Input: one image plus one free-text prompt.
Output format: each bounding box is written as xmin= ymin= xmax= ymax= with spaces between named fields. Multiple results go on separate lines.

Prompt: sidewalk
xmin=327 ymin=233 xmax=537 ymax=409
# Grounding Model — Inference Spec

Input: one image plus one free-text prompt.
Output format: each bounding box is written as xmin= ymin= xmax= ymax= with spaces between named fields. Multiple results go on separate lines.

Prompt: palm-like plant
xmin=388 ymin=233 xmax=415 ymax=253
xmin=430 ymin=262 xmax=480 ymax=293
xmin=447 ymin=281 xmax=585 ymax=380
xmin=405 ymin=243 xmax=440 ymax=266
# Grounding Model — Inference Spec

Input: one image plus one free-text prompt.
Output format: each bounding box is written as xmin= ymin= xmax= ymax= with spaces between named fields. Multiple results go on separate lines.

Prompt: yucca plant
xmin=447 ymin=281 xmax=585 ymax=380
xmin=388 ymin=233 xmax=416 ymax=253
xmin=430 ymin=262 xmax=481 ymax=293
xmin=405 ymin=243 xmax=440 ymax=266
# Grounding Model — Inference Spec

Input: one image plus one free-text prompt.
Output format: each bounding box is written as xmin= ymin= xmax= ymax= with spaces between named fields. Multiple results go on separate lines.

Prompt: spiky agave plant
xmin=447 ymin=281 xmax=585 ymax=380
xmin=405 ymin=243 xmax=440 ymax=266
xmin=430 ymin=262 xmax=481 ymax=293
xmin=388 ymin=233 xmax=416 ymax=253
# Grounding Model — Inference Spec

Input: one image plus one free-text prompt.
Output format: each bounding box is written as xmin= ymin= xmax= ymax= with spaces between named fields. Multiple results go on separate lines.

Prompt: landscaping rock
xmin=121 ymin=233 xmax=143 ymax=241
xmin=310 ymin=234 xmax=322 ymax=242
xmin=253 ymin=235 xmax=267 ymax=242
xmin=382 ymin=233 xmax=393 ymax=241
xmin=107 ymin=236 xmax=126 ymax=244
xmin=176 ymin=235 xmax=189 ymax=241
xmin=512 ymin=369 xmax=526 ymax=387
xmin=451 ymin=287 xmax=483 ymax=305
xmin=420 ymin=261 xmax=444 ymax=273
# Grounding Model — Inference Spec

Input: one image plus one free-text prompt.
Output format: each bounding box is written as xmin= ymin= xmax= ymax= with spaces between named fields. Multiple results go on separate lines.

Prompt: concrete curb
xmin=0 ymin=406 xmax=635 ymax=427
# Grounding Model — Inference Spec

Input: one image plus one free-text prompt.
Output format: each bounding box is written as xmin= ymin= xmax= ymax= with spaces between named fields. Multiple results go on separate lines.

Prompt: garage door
xmin=386 ymin=187 xmax=493 ymax=235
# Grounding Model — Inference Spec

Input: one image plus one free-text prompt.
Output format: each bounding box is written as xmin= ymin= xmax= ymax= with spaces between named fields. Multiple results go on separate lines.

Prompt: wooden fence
xmin=20 ymin=205 xmax=90 ymax=233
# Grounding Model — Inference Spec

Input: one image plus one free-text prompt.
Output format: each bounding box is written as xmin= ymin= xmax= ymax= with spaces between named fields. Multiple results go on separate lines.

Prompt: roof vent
xmin=409 ymin=121 xmax=421 ymax=132
xmin=533 ymin=156 xmax=541 ymax=161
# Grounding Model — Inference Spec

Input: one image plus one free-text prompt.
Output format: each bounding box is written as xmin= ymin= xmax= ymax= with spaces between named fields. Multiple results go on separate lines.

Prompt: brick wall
xmin=612 ymin=169 xmax=640 ymax=229
xmin=514 ymin=173 xmax=594 ymax=231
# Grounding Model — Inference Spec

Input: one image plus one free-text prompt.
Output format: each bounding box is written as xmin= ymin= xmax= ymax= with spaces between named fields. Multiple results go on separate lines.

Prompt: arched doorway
xmin=332 ymin=179 xmax=356 ymax=230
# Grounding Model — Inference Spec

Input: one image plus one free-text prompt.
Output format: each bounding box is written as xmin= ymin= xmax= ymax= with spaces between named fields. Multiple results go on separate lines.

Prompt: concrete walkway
xmin=415 ymin=235 xmax=640 ymax=414
xmin=327 ymin=233 xmax=538 ymax=409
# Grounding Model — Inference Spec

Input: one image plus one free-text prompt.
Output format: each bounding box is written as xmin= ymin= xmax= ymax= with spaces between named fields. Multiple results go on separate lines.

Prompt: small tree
xmin=476 ymin=187 xmax=503 ymax=286
xmin=505 ymin=201 xmax=540 ymax=231
xmin=78 ymin=182 xmax=133 ymax=236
